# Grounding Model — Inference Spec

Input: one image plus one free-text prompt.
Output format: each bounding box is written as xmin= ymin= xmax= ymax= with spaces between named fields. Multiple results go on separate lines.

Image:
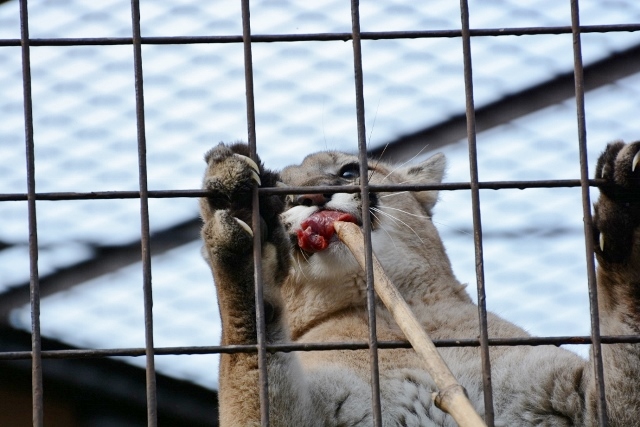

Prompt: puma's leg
xmin=200 ymin=143 xmax=288 ymax=425
xmin=591 ymin=140 xmax=640 ymax=425
xmin=200 ymin=143 xmax=320 ymax=426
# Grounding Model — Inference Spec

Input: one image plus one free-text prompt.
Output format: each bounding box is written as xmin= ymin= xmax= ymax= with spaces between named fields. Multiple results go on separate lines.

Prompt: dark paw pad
xmin=593 ymin=141 xmax=640 ymax=262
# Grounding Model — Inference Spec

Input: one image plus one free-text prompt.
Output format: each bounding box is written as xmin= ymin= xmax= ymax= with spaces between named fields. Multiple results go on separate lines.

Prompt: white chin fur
xmin=299 ymin=241 xmax=361 ymax=280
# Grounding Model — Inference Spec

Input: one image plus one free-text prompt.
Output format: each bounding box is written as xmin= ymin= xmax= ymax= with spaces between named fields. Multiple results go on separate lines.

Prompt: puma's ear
xmin=400 ymin=152 xmax=446 ymax=213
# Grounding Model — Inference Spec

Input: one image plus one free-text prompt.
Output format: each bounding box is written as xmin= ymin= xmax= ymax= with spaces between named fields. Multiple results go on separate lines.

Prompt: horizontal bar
xmin=0 ymin=24 xmax=639 ymax=47
xmin=1 ymin=334 xmax=639 ymax=361
xmin=0 ymin=178 xmax=609 ymax=202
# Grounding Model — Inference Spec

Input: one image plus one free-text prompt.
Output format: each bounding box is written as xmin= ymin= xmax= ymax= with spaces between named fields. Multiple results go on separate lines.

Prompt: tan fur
xmin=201 ymin=141 xmax=640 ymax=426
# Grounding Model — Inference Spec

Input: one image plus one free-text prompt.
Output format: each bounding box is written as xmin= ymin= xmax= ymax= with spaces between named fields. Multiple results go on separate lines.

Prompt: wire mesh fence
xmin=5 ymin=0 xmax=640 ymax=426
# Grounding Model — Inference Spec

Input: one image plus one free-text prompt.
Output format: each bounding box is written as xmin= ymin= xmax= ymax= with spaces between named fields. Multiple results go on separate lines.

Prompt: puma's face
xmin=279 ymin=151 xmax=446 ymax=280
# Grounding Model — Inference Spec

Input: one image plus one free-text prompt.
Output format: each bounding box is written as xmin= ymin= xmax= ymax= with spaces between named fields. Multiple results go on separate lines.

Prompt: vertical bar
xmin=129 ymin=1 xmax=158 ymax=425
xmin=458 ymin=0 xmax=495 ymax=425
xmin=349 ymin=1 xmax=383 ymax=425
xmin=569 ymin=1 xmax=608 ymax=425
xmin=239 ymin=1 xmax=270 ymax=425
xmin=18 ymin=1 xmax=44 ymax=425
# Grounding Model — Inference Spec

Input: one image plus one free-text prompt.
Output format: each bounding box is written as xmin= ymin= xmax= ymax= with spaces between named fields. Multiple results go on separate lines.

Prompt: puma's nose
xmin=296 ymin=193 xmax=331 ymax=207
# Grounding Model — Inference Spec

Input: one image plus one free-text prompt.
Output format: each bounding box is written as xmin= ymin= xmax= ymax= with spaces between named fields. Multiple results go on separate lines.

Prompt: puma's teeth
xmin=235 ymin=154 xmax=260 ymax=174
xmin=632 ymin=151 xmax=640 ymax=172
xmin=234 ymin=217 xmax=253 ymax=237
xmin=599 ymin=233 xmax=605 ymax=252
xmin=250 ymin=170 xmax=262 ymax=186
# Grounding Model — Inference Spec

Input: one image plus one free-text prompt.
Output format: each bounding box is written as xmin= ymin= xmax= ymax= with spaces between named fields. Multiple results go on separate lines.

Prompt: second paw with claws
xmin=200 ymin=142 xmax=288 ymax=251
xmin=199 ymin=142 xmax=265 ymax=241
xmin=201 ymin=142 xmax=262 ymax=216
xmin=593 ymin=140 xmax=640 ymax=263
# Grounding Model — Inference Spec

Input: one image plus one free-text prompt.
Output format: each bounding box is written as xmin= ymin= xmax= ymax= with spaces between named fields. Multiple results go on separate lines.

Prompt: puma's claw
xmin=250 ymin=170 xmax=262 ymax=186
xmin=234 ymin=217 xmax=253 ymax=237
xmin=593 ymin=141 xmax=640 ymax=263
xmin=233 ymin=153 xmax=260 ymax=173
xmin=234 ymin=153 xmax=262 ymax=185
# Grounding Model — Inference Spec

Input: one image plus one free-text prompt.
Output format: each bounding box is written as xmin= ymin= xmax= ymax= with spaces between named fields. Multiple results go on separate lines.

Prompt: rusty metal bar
xmin=569 ymin=1 xmax=608 ymax=425
xmin=18 ymin=0 xmax=44 ymax=425
xmin=350 ymin=1 xmax=383 ymax=425
xmin=3 ymin=334 xmax=640 ymax=362
xmin=129 ymin=0 xmax=158 ymax=425
xmin=239 ymin=1 xmax=271 ymax=425
xmin=0 ymin=178 xmax=613 ymax=202
xmin=459 ymin=0 xmax=495 ymax=424
xmin=1 ymin=23 xmax=640 ymax=47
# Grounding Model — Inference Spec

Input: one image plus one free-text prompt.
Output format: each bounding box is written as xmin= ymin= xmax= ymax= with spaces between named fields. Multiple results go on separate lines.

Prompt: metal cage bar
xmin=239 ymin=0 xmax=272 ymax=425
xmin=4 ymin=0 xmax=640 ymax=425
xmin=458 ymin=0 xmax=495 ymax=424
xmin=569 ymin=0 xmax=608 ymax=425
xmin=18 ymin=0 xmax=44 ymax=426
xmin=129 ymin=0 xmax=159 ymax=425
xmin=349 ymin=0 xmax=383 ymax=425
xmin=2 ymin=23 xmax=640 ymax=48
xmin=0 ymin=178 xmax=613 ymax=202
xmin=3 ymin=333 xmax=640 ymax=363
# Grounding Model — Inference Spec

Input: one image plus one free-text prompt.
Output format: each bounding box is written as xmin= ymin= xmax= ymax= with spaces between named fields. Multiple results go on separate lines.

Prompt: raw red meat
xmin=297 ymin=210 xmax=358 ymax=253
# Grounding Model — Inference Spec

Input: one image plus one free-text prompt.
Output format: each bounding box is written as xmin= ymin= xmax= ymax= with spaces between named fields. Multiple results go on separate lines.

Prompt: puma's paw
xmin=199 ymin=142 xmax=290 ymax=279
xmin=593 ymin=140 xmax=640 ymax=263
xmin=202 ymin=210 xmax=255 ymax=266
xmin=200 ymin=142 xmax=261 ymax=224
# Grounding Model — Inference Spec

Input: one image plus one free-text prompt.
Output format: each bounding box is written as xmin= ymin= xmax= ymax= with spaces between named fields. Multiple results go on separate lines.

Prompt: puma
xmin=200 ymin=141 xmax=640 ymax=426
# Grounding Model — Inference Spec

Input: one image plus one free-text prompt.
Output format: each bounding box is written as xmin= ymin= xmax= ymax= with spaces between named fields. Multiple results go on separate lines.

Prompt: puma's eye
xmin=338 ymin=163 xmax=360 ymax=180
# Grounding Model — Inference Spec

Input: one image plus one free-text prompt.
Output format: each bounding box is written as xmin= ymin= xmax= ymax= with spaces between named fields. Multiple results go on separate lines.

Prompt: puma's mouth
xmin=296 ymin=210 xmax=359 ymax=253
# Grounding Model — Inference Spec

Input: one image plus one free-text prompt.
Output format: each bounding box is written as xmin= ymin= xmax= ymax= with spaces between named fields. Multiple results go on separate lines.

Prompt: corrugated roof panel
xmin=10 ymin=240 xmax=220 ymax=389
xmin=470 ymin=0 xmax=571 ymax=27
xmin=0 ymin=241 xmax=96 ymax=293
xmin=581 ymin=0 xmax=640 ymax=25
xmin=13 ymin=69 xmax=640 ymax=384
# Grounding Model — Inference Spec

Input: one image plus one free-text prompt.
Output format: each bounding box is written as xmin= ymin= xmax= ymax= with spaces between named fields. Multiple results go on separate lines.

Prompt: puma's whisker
xmin=298 ymin=247 xmax=311 ymax=264
xmin=369 ymin=210 xmax=398 ymax=249
xmin=381 ymin=145 xmax=431 ymax=183
xmin=429 ymin=219 xmax=473 ymax=237
xmin=370 ymin=206 xmax=425 ymax=245
xmin=367 ymin=97 xmax=381 ymax=150
xmin=376 ymin=205 xmax=432 ymax=220
xmin=380 ymin=204 xmax=472 ymax=236
xmin=294 ymin=253 xmax=310 ymax=281
xmin=379 ymin=191 xmax=410 ymax=199
xmin=369 ymin=140 xmax=390 ymax=181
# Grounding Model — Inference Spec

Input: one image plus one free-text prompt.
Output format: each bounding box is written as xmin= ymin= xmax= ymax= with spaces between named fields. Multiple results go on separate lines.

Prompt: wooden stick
xmin=334 ymin=221 xmax=487 ymax=427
